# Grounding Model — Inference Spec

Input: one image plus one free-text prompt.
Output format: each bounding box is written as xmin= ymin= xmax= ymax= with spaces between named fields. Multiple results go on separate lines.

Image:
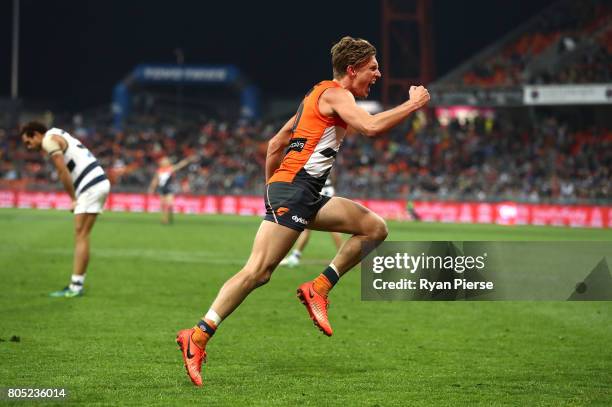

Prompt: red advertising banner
xmin=106 ymin=193 xmax=146 ymax=212
xmin=0 ymin=190 xmax=16 ymax=208
xmin=174 ymin=195 xmax=202 ymax=214
xmin=1 ymin=190 xmax=610 ymax=229
xmin=410 ymin=200 xmax=611 ymax=228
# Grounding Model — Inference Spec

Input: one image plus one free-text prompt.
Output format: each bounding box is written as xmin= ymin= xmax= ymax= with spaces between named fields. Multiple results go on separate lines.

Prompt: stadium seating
xmin=439 ymin=0 xmax=611 ymax=87
xmin=2 ymin=114 xmax=609 ymax=205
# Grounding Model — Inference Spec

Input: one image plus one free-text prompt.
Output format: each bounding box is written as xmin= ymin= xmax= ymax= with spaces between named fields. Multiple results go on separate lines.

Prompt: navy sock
xmin=197 ymin=319 xmax=216 ymax=337
xmin=322 ymin=265 xmax=339 ymax=286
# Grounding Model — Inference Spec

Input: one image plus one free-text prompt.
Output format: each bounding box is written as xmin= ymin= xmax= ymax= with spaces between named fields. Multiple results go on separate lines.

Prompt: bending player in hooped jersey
xmin=279 ymin=177 xmax=343 ymax=267
xmin=176 ymin=36 xmax=430 ymax=386
xmin=21 ymin=122 xmax=111 ymax=298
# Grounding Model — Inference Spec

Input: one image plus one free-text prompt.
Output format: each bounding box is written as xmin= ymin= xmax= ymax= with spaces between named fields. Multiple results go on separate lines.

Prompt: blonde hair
xmin=331 ymin=36 xmax=377 ymax=79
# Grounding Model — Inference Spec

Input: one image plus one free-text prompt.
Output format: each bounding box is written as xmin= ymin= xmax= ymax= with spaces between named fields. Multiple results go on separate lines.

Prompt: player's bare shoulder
xmin=319 ymin=85 xmax=354 ymax=117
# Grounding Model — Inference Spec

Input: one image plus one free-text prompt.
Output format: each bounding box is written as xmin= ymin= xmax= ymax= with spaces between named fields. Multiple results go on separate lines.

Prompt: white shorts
xmin=74 ymin=180 xmax=111 ymax=215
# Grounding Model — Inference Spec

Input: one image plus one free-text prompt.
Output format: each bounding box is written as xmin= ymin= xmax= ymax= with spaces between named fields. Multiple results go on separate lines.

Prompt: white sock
xmin=292 ymin=250 xmax=302 ymax=259
xmin=69 ymin=274 xmax=85 ymax=291
xmin=205 ymin=309 xmax=222 ymax=327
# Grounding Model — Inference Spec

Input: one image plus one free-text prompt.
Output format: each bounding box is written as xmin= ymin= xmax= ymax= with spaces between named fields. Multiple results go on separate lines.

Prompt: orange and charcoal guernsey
xmin=157 ymin=166 xmax=174 ymax=189
xmin=268 ymin=80 xmax=347 ymax=193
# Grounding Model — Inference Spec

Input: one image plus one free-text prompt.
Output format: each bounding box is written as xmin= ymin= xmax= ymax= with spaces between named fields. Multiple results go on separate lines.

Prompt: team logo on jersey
xmin=286 ymin=138 xmax=307 ymax=153
xmin=292 ymin=215 xmax=308 ymax=225
xmin=276 ymin=207 xmax=289 ymax=216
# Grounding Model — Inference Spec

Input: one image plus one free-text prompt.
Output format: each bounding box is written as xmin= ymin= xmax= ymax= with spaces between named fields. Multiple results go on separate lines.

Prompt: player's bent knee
xmin=74 ymin=226 xmax=85 ymax=237
xmin=75 ymin=225 xmax=91 ymax=239
xmin=368 ymin=217 xmax=388 ymax=241
xmin=254 ymin=273 xmax=272 ymax=288
xmin=241 ymin=266 xmax=273 ymax=288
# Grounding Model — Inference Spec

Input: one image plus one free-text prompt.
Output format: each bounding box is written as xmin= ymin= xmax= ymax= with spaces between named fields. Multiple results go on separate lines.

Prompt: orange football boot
xmin=176 ymin=328 xmax=207 ymax=386
xmin=297 ymin=281 xmax=333 ymax=336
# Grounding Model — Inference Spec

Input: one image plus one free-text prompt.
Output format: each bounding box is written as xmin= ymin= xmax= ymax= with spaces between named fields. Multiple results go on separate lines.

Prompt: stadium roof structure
xmin=112 ymin=64 xmax=260 ymax=128
xmin=429 ymin=0 xmax=612 ymax=107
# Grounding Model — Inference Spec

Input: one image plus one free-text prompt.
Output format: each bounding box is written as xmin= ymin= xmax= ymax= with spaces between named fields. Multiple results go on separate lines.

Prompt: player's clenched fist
xmin=409 ymin=85 xmax=430 ymax=108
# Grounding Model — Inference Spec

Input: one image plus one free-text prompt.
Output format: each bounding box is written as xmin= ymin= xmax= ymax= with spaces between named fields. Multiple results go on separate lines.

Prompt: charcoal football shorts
xmin=264 ymin=182 xmax=331 ymax=232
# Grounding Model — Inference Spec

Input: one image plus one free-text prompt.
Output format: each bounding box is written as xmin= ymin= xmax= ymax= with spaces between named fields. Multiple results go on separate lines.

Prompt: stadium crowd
xmin=1 ymin=112 xmax=609 ymax=205
xmin=462 ymin=0 xmax=611 ymax=86
xmin=337 ymin=114 xmax=610 ymax=203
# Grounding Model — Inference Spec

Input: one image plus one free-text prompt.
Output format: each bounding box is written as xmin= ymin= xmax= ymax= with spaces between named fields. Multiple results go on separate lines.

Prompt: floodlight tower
xmin=11 ymin=0 xmax=19 ymax=100
xmin=380 ymin=0 xmax=435 ymax=107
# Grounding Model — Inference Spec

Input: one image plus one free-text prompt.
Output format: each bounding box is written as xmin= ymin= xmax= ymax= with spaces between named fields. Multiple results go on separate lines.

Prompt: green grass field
xmin=0 ymin=208 xmax=610 ymax=406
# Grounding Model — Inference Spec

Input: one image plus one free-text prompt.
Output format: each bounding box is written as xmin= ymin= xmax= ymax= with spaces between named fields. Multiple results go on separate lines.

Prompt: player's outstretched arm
xmin=325 ymin=86 xmax=430 ymax=136
xmin=43 ymin=135 xmax=77 ymax=209
xmin=265 ymin=114 xmax=296 ymax=182
xmin=49 ymin=152 xmax=77 ymax=208
xmin=172 ymin=156 xmax=194 ymax=173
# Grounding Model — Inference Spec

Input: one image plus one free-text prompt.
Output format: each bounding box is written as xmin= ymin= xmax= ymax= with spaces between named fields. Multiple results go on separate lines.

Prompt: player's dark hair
xmin=20 ymin=121 xmax=48 ymax=137
xmin=331 ymin=36 xmax=377 ymax=79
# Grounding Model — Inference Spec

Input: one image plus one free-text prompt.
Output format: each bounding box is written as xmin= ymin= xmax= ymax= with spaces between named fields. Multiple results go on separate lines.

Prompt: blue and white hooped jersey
xmin=42 ymin=128 xmax=107 ymax=197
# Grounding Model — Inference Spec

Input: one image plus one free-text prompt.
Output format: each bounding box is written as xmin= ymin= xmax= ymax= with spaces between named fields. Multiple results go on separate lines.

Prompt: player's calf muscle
xmin=239 ymin=265 xmax=273 ymax=287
